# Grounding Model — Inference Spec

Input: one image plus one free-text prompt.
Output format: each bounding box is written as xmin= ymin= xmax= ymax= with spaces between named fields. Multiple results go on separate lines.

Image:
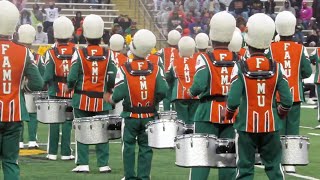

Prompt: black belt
xmin=200 ymin=95 xmax=227 ymax=103
xmin=123 ymin=106 xmax=156 ymax=113
xmin=54 ymin=76 xmax=67 ymax=83
xmin=74 ymin=90 xmax=104 ymax=98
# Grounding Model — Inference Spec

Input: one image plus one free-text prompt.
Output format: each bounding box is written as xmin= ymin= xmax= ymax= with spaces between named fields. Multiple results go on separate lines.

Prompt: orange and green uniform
xmin=0 ymin=39 xmax=44 ymax=180
xmin=111 ymin=58 xmax=168 ymax=180
xmin=166 ymin=54 xmax=199 ymax=125
xmin=227 ymin=54 xmax=292 ymax=180
xmin=67 ymin=45 xmax=117 ymax=167
xmin=20 ymin=51 xmax=45 ymax=144
xmin=310 ymin=48 xmax=320 ymax=121
xmin=157 ymin=47 xmax=179 ymax=111
xmin=188 ymin=48 xmax=238 ymax=180
xmin=43 ymin=42 xmax=76 ymax=157
xmin=267 ymin=41 xmax=312 ymax=135
xmin=111 ymin=50 xmax=128 ymax=67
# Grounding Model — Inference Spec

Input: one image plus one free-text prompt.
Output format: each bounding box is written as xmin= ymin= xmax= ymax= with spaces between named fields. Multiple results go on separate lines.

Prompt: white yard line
xmin=300 ymin=126 xmax=315 ymax=129
xmin=301 ymin=105 xmax=317 ymax=109
xmin=33 ymin=141 xmax=122 ymax=146
xmin=255 ymin=165 xmax=320 ymax=180
xmin=308 ymin=133 xmax=320 ymax=136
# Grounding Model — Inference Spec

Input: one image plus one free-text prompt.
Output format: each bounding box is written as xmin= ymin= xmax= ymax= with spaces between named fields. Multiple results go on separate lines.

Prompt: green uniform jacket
xmin=310 ymin=48 xmax=319 ymax=84
xmin=227 ymin=63 xmax=293 ymax=132
xmin=67 ymin=49 xmax=117 ymax=111
xmin=265 ymin=45 xmax=312 ymax=101
xmin=111 ymin=61 xmax=168 ymax=118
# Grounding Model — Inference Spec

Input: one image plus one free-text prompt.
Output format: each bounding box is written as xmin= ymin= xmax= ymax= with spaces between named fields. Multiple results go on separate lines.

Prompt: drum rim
xmin=146 ymin=119 xmax=185 ymax=126
xmin=73 ymin=118 xmax=109 ymax=123
xmin=25 ymin=91 xmax=48 ymax=95
xmin=35 ymin=99 xmax=70 ymax=103
xmin=280 ymin=135 xmax=309 ymax=140
xmin=158 ymin=111 xmax=177 ymax=115
xmin=175 ymin=133 xmax=217 ymax=140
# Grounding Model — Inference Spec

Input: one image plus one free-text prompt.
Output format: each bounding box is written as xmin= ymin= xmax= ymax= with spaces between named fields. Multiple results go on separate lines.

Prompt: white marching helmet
xmin=110 ymin=34 xmax=125 ymax=52
xmin=178 ymin=36 xmax=196 ymax=57
xmin=53 ymin=16 xmax=74 ymax=39
xmin=0 ymin=1 xmax=20 ymax=36
xmin=228 ymin=28 xmax=243 ymax=52
xmin=209 ymin=11 xmax=236 ymax=43
xmin=18 ymin=24 xmax=36 ymax=44
xmin=244 ymin=13 xmax=275 ymax=49
xmin=83 ymin=14 xmax=104 ymax=39
xmin=129 ymin=29 xmax=156 ymax=58
xmin=275 ymin=11 xmax=296 ymax=36
xmin=195 ymin=33 xmax=209 ymax=50
xmin=167 ymin=30 xmax=181 ymax=46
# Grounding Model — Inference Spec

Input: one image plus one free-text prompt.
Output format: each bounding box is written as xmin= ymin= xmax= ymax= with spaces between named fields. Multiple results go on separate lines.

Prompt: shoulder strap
xmin=124 ymin=61 xmax=154 ymax=76
xmin=240 ymin=58 xmax=277 ymax=79
xmin=81 ymin=47 xmax=109 ymax=61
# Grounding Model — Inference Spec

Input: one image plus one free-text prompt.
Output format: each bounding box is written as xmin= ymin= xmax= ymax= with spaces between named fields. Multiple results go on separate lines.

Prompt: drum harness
xmin=74 ymin=47 xmax=110 ymax=99
xmin=123 ymin=60 xmax=157 ymax=114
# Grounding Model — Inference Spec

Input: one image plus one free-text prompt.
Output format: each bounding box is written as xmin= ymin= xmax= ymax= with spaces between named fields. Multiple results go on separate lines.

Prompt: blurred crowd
xmin=151 ymin=0 xmax=320 ymax=47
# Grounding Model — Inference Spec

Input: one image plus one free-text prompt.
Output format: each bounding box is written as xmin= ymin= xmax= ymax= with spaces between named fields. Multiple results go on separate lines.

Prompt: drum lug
xmin=176 ymin=143 xmax=180 ymax=149
xmin=59 ymin=105 xmax=62 ymax=110
xmin=163 ymin=123 xmax=165 ymax=131
xmin=78 ymin=125 xmax=81 ymax=130
xmin=90 ymin=124 xmax=93 ymax=130
xmin=285 ymin=141 xmax=288 ymax=149
xmin=149 ymin=128 xmax=153 ymax=133
xmin=102 ymin=123 xmax=105 ymax=128
xmin=73 ymin=125 xmax=76 ymax=129
xmin=37 ymin=105 xmax=40 ymax=110
xmin=190 ymin=137 xmax=193 ymax=148
xmin=299 ymin=141 xmax=303 ymax=149
xmin=206 ymin=140 xmax=209 ymax=148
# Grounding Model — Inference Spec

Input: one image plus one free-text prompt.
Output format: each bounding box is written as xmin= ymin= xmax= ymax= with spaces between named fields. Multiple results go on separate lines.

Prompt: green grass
xmin=2 ymin=107 xmax=319 ymax=180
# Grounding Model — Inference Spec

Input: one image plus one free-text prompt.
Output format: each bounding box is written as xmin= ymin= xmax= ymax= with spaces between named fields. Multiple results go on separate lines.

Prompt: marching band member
xmin=187 ymin=11 xmax=237 ymax=180
xmin=67 ymin=14 xmax=117 ymax=173
xmin=310 ymin=47 xmax=320 ymax=129
xmin=17 ymin=24 xmax=45 ymax=149
xmin=0 ymin=1 xmax=44 ymax=179
xmin=157 ymin=30 xmax=181 ymax=111
xmin=110 ymin=34 xmax=127 ymax=67
xmin=43 ymin=16 xmax=75 ymax=161
xmin=226 ymin=13 xmax=293 ymax=180
xmin=228 ymin=28 xmax=244 ymax=57
xmin=105 ymin=29 xmax=168 ymax=180
xmin=166 ymin=36 xmax=199 ymax=129
xmin=267 ymin=11 xmax=312 ymax=173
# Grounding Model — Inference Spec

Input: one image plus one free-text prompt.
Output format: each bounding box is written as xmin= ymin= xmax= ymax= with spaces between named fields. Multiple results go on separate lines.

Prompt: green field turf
xmin=2 ymin=107 xmax=319 ymax=180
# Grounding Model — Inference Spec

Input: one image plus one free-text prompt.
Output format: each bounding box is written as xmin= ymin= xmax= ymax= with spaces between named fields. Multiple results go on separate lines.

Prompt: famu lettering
xmin=283 ymin=43 xmax=291 ymax=77
xmin=184 ymin=58 xmax=190 ymax=83
xmin=257 ymin=79 xmax=266 ymax=107
xmin=221 ymin=67 xmax=229 ymax=95
xmin=91 ymin=61 xmax=98 ymax=83
xmin=140 ymin=76 xmax=147 ymax=100
xmin=62 ymin=60 xmax=69 ymax=77
xmin=1 ymin=44 xmax=11 ymax=94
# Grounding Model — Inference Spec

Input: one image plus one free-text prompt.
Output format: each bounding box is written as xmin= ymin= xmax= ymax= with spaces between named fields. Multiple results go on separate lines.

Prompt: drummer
xmin=0 ymin=1 xmax=44 ymax=179
xmin=109 ymin=34 xmax=127 ymax=67
xmin=43 ymin=16 xmax=75 ymax=161
xmin=187 ymin=11 xmax=238 ymax=180
xmin=310 ymin=45 xmax=320 ymax=129
xmin=17 ymin=24 xmax=45 ymax=149
xmin=66 ymin=14 xmax=117 ymax=173
xmin=228 ymin=28 xmax=245 ymax=58
xmin=266 ymin=11 xmax=312 ymax=173
xmin=166 ymin=36 xmax=199 ymax=132
xmin=157 ymin=30 xmax=181 ymax=111
xmin=104 ymin=29 xmax=168 ymax=180
xmin=225 ymin=13 xmax=293 ymax=179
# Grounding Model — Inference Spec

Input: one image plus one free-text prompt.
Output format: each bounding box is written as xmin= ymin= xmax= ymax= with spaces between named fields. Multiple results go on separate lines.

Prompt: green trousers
xmin=0 ymin=122 xmax=22 ymax=180
xmin=48 ymin=120 xmax=72 ymax=156
xmin=74 ymin=109 xmax=110 ymax=167
xmin=163 ymin=97 xmax=172 ymax=111
xmin=190 ymin=121 xmax=236 ymax=180
xmin=20 ymin=113 xmax=38 ymax=142
xmin=316 ymin=84 xmax=320 ymax=121
xmin=174 ymin=100 xmax=199 ymax=125
xmin=236 ymin=130 xmax=284 ymax=180
xmin=280 ymin=103 xmax=301 ymax=135
xmin=123 ymin=117 xmax=153 ymax=180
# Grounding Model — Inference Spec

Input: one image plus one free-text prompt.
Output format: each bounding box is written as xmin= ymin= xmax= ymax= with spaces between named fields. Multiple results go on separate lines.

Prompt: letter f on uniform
xmin=256 ymin=58 xmax=264 ymax=68
xmin=2 ymin=44 xmax=9 ymax=55
xmin=138 ymin=62 xmax=144 ymax=70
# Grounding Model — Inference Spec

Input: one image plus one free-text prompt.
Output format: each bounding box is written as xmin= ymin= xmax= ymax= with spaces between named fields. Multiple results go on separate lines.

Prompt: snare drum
xmin=65 ymin=99 xmax=73 ymax=120
xmin=215 ymin=138 xmax=236 ymax=167
xmin=175 ymin=134 xmax=218 ymax=167
xmin=109 ymin=100 xmax=123 ymax=115
xmin=73 ymin=117 xmax=109 ymax=144
xmin=281 ymin=135 xmax=310 ymax=165
xmin=24 ymin=91 xmax=48 ymax=113
xmin=35 ymin=99 xmax=68 ymax=123
xmin=94 ymin=115 xmax=122 ymax=140
xmin=157 ymin=111 xmax=177 ymax=120
xmin=146 ymin=119 xmax=185 ymax=148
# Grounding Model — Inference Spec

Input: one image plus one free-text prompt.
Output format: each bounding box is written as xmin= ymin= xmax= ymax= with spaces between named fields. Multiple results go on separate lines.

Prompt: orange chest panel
xmin=271 ymin=42 xmax=302 ymax=102
xmin=173 ymin=56 xmax=197 ymax=99
xmin=146 ymin=54 xmax=160 ymax=66
xmin=113 ymin=51 xmax=127 ymax=67
xmin=243 ymin=57 xmax=278 ymax=133
xmin=207 ymin=49 xmax=235 ymax=96
xmin=123 ymin=61 xmax=158 ymax=118
xmin=163 ymin=47 xmax=179 ymax=72
xmin=50 ymin=44 xmax=75 ymax=77
xmin=78 ymin=47 xmax=110 ymax=92
xmin=0 ymin=41 xmax=28 ymax=122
